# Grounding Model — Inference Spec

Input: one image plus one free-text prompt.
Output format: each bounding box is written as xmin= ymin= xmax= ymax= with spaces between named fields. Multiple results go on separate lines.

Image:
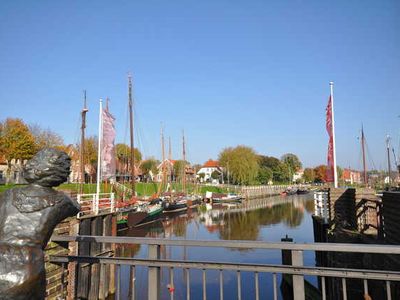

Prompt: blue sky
xmin=0 ymin=1 xmax=399 ymax=169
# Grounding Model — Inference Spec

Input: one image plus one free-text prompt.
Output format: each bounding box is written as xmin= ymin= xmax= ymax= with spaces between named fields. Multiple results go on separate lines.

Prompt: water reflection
xmin=117 ymin=194 xmax=315 ymax=300
xmin=198 ymin=195 xmax=309 ymax=241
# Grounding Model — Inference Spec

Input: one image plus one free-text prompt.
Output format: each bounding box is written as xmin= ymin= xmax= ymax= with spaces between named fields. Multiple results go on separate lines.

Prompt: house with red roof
xmin=196 ymin=159 xmax=223 ymax=183
xmin=342 ymin=168 xmax=362 ymax=184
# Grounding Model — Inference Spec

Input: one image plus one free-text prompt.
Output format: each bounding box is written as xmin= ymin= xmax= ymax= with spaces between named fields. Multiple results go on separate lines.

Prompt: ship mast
xmin=128 ymin=74 xmax=135 ymax=195
xmin=361 ymin=126 xmax=368 ymax=186
xmin=80 ymin=90 xmax=88 ymax=193
xmin=386 ymin=135 xmax=392 ymax=186
xmin=182 ymin=130 xmax=186 ymax=193
xmin=161 ymin=126 xmax=166 ymax=192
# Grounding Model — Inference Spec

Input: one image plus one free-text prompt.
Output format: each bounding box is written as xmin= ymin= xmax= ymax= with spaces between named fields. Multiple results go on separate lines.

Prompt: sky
xmin=0 ymin=1 xmax=399 ymax=169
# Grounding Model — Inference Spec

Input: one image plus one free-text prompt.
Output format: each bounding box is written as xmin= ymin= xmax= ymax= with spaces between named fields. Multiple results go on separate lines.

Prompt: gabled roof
xmin=203 ymin=159 xmax=219 ymax=168
xmin=157 ymin=159 xmax=177 ymax=170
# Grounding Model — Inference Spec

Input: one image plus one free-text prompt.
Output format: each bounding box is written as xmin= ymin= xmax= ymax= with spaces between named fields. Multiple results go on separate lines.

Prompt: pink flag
xmin=101 ymin=108 xmax=116 ymax=179
xmin=326 ymin=96 xmax=334 ymax=182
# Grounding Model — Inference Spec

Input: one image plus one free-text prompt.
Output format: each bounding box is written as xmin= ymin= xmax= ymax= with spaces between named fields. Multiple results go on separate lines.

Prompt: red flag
xmin=326 ymin=96 xmax=334 ymax=182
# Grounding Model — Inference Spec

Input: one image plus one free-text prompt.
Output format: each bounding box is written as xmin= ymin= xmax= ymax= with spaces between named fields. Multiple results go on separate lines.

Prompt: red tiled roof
xmin=203 ymin=159 xmax=219 ymax=168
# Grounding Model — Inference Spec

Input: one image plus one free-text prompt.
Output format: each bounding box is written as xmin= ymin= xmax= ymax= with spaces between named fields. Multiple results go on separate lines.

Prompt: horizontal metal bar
xmin=50 ymin=235 xmax=400 ymax=254
xmin=49 ymin=255 xmax=400 ymax=281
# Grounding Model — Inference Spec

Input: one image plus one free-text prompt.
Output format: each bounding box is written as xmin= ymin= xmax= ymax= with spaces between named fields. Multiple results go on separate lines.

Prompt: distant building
xmin=66 ymin=145 xmax=96 ymax=184
xmin=156 ymin=159 xmax=194 ymax=183
xmin=156 ymin=159 xmax=176 ymax=183
xmin=292 ymin=169 xmax=304 ymax=182
xmin=342 ymin=169 xmax=362 ymax=184
xmin=196 ymin=159 xmax=223 ymax=183
xmin=0 ymin=155 xmax=28 ymax=184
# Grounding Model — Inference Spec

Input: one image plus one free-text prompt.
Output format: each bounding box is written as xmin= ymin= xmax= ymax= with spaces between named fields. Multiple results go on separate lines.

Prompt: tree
xmin=198 ymin=172 xmax=205 ymax=181
xmin=115 ymin=143 xmax=142 ymax=163
xmin=303 ymin=168 xmax=315 ymax=183
xmin=281 ymin=153 xmax=302 ymax=173
xmin=258 ymin=155 xmax=281 ymax=170
xmin=257 ymin=167 xmax=273 ymax=184
xmin=0 ymin=118 xmax=37 ymax=162
xmin=173 ymin=160 xmax=188 ymax=181
xmin=141 ymin=158 xmax=158 ymax=181
xmin=78 ymin=136 xmax=98 ymax=165
xmin=273 ymin=162 xmax=291 ymax=183
xmin=29 ymin=123 xmax=64 ymax=150
xmin=219 ymin=145 xmax=259 ymax=185
xmin=211 ymin=170 xmax=221 ymax=181
xmin=314 ymin=165 xmax=327 ymax=183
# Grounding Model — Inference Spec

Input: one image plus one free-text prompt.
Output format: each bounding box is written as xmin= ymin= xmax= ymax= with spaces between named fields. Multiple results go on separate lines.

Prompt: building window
xmin=0 ymin=171 xmax=3 ymax=180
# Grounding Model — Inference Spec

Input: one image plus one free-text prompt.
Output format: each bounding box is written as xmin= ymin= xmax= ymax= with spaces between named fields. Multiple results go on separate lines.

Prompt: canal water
xmin=117 ymin=194 xmax=316 ymax=299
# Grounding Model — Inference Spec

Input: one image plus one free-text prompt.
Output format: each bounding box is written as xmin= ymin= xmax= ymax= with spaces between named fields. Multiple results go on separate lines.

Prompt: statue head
xmin=23 ymin=148 xmax=71 ymax=187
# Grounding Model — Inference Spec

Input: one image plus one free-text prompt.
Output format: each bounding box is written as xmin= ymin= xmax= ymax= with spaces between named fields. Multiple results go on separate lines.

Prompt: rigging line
xmin=364 ymin=139 xmax=377 ymax=171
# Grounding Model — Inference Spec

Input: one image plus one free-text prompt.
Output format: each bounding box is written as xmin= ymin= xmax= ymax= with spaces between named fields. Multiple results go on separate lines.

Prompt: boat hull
xmin=135 ymin=206 xmax=164 ymax=227
xmin=212 ymin=196 xmax=242 ymax=203
xmin=164 ymin=202 xmax=188 ymax=213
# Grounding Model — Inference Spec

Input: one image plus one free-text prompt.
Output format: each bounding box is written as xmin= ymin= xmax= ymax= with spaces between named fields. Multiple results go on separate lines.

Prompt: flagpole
xmin=330 ymin=82 xmax=338 ymax=188
xmin=96 ymin=99 xmax=103 ymax=214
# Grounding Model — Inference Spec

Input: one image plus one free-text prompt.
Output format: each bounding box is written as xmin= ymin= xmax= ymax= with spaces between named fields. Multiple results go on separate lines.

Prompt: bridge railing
xmin=50 ymin=235 xmax=400 ymax=300
xmin=76 ymin=193 xmax=115 ymax=217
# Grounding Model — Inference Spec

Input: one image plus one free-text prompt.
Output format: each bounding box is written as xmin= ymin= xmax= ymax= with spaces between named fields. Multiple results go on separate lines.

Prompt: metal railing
xmin=50 ymin=235 xmax=400 ymax=300
xmin=314 ymin=191 xmax=329 ymax=224
xmin=77 ymin=193 xmax=115 ymax=217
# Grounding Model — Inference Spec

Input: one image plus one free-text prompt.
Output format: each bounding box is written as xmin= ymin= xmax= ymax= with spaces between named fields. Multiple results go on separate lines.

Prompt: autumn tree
xmin=29 ymin=123 xmax=64 ymax=150
xmin=0 ymin=118 xmax=37 ymax=163
xmin=303 ymin=168 xmax=315 ymax=183
xmin=313 ymin=165 xmax=327 ymax=183
xmin=219 ymin=145 xmax=259 ymax=185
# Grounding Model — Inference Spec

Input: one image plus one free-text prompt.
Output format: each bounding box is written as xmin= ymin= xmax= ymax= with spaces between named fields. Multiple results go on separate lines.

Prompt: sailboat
xmin=116 ymin=74 xmax=163 ymax=228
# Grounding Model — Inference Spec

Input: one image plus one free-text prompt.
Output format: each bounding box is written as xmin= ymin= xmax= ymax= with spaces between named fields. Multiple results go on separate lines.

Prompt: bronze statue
xmin=0 ymin=148 xmax=80 ymax=299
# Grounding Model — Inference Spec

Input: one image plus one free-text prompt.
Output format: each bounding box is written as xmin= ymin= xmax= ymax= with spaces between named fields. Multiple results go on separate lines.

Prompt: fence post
xmin=292 ymin=250 xmax=305 ymax=300
xmin=111 ymin=192 xmax=115 ymax=212
xmin=148 ymin=244 xmax=161 ymax=300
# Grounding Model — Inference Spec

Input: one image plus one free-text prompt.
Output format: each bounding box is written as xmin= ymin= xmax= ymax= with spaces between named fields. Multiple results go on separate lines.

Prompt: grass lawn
xmin=0 ymin=182 xmax=230 ymax=196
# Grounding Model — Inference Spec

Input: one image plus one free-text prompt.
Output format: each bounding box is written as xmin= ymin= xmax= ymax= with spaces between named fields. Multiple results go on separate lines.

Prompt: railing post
xmin=148 ymin=244 xmax=161 ymax=300
xmin=292 ymin=250 xmax=305 ymax=300
xmin=111 ymin=192 xmax=115 ymax=212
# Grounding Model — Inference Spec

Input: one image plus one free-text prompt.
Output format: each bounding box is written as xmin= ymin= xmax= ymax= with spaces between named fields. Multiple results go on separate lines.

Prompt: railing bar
xmin=170 ymin=267 xmax=174 ymax=300
xmin=130 ymin=266 xmax=136 ymax=300
xmin=321 ymin=276 xmax=326 ymax=300
xmin=342 ymin=278 xmax=347 ymax=300
xmin=273 ymin=273 xmax=278 ymax=300
xmin=254 ymin=272 xmax=259 ymax=300
xmin=50 ymin=235 xmax=400 ymax=254
xmin=49 ymin=255 xmax=400 ymax=281
xmin=203 ymin=269 xmax=207 ymax=300
xmin=60 ymin=262 xmax=66 ymax=298
xmin=186 ymin=268 xmax=190 ymax=300
xmin=237 ymin=271 xmax=241 ymax=300
xmin=386 ymin=280 xmax=392 ymax=300
xmin=116 ymin=264 xmax=121 ymax=300
xmin=219 ymin=270 xmax=223 ymax=300
xmin=363 ymin=279 xmax=368 ymax=295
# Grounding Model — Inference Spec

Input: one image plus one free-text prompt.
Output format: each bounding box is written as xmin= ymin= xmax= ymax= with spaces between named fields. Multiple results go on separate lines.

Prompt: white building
xmin=196 ymin=159 xmax=223 ymax=183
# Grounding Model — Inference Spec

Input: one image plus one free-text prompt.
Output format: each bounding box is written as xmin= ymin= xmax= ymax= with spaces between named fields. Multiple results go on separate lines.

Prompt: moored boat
xmin=212 ymin=193 xmax=243 ymax=203
xmin=296 ymin=189 xmax=309 ymax=195
xmin=134 ymin=198 xmax=164 ymax=227
xmin=164 ymin=198 xmax=188 ymax=213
